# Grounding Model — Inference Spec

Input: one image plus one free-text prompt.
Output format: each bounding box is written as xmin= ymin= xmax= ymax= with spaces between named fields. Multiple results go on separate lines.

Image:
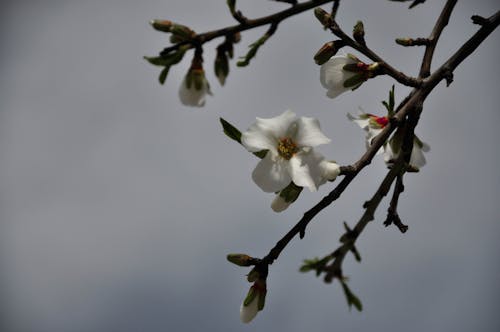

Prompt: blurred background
xmin=1 ymin=1 xmax=499 ymax=331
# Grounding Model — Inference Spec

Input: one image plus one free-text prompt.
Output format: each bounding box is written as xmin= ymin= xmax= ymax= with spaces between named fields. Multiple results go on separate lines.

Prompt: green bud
xmin=150 ymin=19 xmax=173 ymax=33
xmin=314 ymin=7 xmax=331 ymax=27
xmin=314 ymin=40 xmax=345 ymax=65
xmin=171 ymin=24 xmax=196 ymax=41
xmin=214 ymin=49 xmax=230 ymax=86
xmin=353 ymin=21 xmax=365 ymax=44
xmin=247 ymin=268 xmax=260 ymax=282
xmin=226 ymin=253 xmax=253 ymax=267
xmin=395 ymin=37 xmax=412 ymax=46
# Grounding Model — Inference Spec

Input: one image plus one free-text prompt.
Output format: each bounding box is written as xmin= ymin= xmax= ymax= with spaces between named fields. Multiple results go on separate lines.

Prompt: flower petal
xmin=347 ymin=113 xmax=370 ymax=130
xmin=252 ymin=152 xmax=291 ymax=192
xmin=319 ymin=160 xmax=340 ymax=183
xmin=241 ymin=110 xmax=297 ymax=152
xmin=271 ymin=195 xmax=291 ymax=212
xmin=294 ymin=117 xmax=331 ymax=147
xmin=178 ymin=77 xmax=207 ymax=107
xmin=367 ymin=127 xmax=383 ymax=145
xmin=240 ymin=295 xmax=259 ymax=323
xmin=410 ymin=142 xmax=427 ymax=168
xmin=255 ymin=110 xmax=297 ymax=139
xmin=320 ymin=56 xmax=357 ymax=99
xmin=241 ymin=123 xmax=278 ymax=153
xmin=383 ymin=142 xmax=398 ymax=165
xmin=288 ymin=152 xmax=322 ymax=192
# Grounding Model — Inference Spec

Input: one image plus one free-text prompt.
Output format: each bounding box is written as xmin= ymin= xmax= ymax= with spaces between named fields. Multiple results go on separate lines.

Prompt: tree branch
xmin=383 ymin=174 xmax=408 ymax=233
xmin=160 ymin=0 xmax=336 ymax=56
xmin=426 ymin=10 xmax=500 ymax=87
xmin=258 ymin=8 xmax=499 ymax=273
xmin=419 ymin=0 xmax=458 ymax=78
xmin=325 ymin=18 xmax=422 ymax=87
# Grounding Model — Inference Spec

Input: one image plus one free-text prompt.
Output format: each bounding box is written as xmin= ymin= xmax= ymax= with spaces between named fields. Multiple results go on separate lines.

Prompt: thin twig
xmin=384 ymin=174 xmax=408 ymax=233
xmin=160 ymin=0 xmax=336 ymax=56
xmin=326 ymin=19 xmax=422 ymax=87
xmin=419 ymin=0 xmax=458 ymax=78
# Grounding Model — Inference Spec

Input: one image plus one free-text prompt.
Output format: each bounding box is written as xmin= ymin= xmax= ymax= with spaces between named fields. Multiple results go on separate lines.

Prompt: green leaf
xmin=253 ymin=150 xmax=268 ymax=159
xmin=340 ymin=281 xmax=363 ymax=311
xmin=278 ymin=182 xmax=303 ymax=203
xmin=158 ymin=66 xmax=170 ymax=85
xmin=219 ymin=117 xmax=267 ymax=159
xmin=227 ymin=0 xmax=236 ymax=14
xmin=237 ymin=35 xmax=269 ymax=67
xmin=342 ymin=63 xmax=360 ymax=73
xmin=219 ymin=117 xmax=242 ymax=143
xmin=243 ymin=287 xmax=257 ymax=306
xmin=343 ymin=73 xmax=366 ymax=88
xmin=382 ymin=85 xmax=396 ymax=116
xmin=144 ymin=56 xmax=170 ymax=66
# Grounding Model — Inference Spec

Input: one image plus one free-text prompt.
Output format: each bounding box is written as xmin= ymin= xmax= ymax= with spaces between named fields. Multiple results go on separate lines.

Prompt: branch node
xmin=444 ymin=69 xmax=454 ymax=86
xmin=471 ymin=15 xmax=489 ymax=26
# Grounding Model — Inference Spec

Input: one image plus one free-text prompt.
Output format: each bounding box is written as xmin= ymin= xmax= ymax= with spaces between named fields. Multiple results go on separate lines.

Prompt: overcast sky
xmin=1 ymin=1 xmax=499 ymax=331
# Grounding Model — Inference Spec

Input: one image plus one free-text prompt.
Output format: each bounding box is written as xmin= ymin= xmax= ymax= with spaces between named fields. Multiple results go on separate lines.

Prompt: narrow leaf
xmin=219 ymin=117 xmax=242 ymax=143
xmin=158 ymin=66 xmax=170 ymax=85
xmin=341 ymin=281 xmax=363 ymax=311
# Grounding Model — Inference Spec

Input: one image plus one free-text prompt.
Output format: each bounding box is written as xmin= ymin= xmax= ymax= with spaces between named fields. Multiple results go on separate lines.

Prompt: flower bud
xmin=313 ymin=40 xmax=345 ymax=65
xmin=227 ymin=254 xmax=253 ymax=267
xmin=395 ymin=37 xmax=412 ymax=46
xmin=322 ymin=161 xmax=340 ymax=181
xmin=170 ymin=23 xmax=196 ymax=41
xmin=246 ymin=268 xmax=260 ymax=282
xmin=214 ymin=48 xmax=229 ymax=85
xmin=150 ymin=19 xmax=173 ymax=33
xmin=240 ymin=279 xmax=267 ymax=323
xmin=314 ymin=7 xmax=331 ymax=27
xmin=271 ymin=195 xmax=292 ymax=212
xmin=179 ymin=54 xmax=212 ymax=107
xmin=353 ymin=21 xmax=365 ymax=44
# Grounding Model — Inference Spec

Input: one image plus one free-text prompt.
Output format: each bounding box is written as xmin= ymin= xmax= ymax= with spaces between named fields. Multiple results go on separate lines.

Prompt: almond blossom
xmin=241 ymin=110 xmax=338 ymax=193
xmin=320 ymin=55 xmax=376 ymax=99
xmin=348 ymin=112 xmax=429 ymax=170
xmin=240 ymin=280 xmax=267 ymax=323
xmin=179 ymin=57 xmax=212 ymax=107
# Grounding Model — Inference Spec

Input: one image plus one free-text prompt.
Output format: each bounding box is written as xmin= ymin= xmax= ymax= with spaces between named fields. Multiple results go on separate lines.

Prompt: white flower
xmin=241 ymin=110 xmax=333 ymax=193
xmin=270 ymin=155 xmax=339 ymax=213
xmin=179 ymin=66 xmax=212 ymax=107
xmin=384 ymin=136 xmax=430 ymax=170
xmin=348 ymin=112 xmax=429 ymax=169
xmin=240 ymin=280 xmax=266 ymax=324
xmin=348 ymin=112 xmax=388 ymax=154
xmin=320 ymin=55 xmax=360 ymax=99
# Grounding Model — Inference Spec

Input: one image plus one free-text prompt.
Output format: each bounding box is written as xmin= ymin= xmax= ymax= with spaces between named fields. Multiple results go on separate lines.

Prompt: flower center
xmin=369 ymin=115 xmax=389 ymax=128
xmin=277 ymin=137 xmax=299 ymax=160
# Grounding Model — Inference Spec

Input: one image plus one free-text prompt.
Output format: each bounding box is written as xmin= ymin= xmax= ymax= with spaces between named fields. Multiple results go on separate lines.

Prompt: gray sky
xmin=1 ymin=1 xmax=499 ymax=331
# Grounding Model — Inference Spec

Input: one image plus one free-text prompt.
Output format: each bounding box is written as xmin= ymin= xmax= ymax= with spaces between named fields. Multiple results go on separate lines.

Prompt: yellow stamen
xmin=277 ymin=137 xmax=298 ymax=160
